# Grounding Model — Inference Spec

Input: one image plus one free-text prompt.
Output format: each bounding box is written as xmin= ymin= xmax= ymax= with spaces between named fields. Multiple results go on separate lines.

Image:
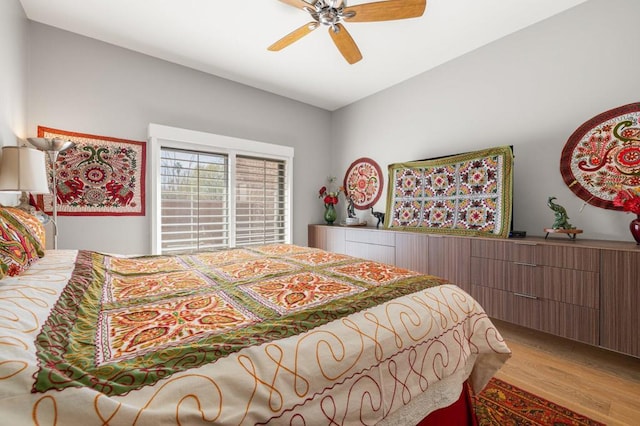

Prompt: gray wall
xmin=0 ymin=0 xmax=28 ymax=206
xmin=12 ymin=0 xmax=640 ymax=251
xmin=27 ymin=23 xmax=332 ymax=254
xmin=331 ymin=0 xmax=640 ymax=242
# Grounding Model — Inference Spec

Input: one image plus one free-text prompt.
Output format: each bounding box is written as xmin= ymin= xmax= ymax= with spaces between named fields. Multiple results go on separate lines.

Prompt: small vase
xmin=630 ymin=215 xmax=640 ymax=245
xmin=324 ymin=204 xmax=337 ymax=225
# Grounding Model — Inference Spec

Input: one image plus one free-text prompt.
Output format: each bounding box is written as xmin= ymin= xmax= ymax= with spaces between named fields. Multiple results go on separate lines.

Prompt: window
xmin=160 ymin=148 xmax=228 ymax=253
xmin=235 ymin=156 xmax=287 ymax=246
xmin=149 ymin=124 xmax=294 ymax=254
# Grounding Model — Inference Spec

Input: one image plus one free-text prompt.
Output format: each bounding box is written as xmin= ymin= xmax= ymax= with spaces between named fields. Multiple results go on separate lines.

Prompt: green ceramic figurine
xmin=547 ymin=196 xmax=575 ymax=230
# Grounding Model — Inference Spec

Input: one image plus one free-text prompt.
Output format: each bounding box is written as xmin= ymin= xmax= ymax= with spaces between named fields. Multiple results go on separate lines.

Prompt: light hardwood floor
xmin=491 ymin=319 xmax=640 ymax=425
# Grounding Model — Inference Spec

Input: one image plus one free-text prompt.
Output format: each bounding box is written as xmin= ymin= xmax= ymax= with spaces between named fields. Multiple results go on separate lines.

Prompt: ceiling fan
xmin=268 ymin=0 xmax=427 ymax=64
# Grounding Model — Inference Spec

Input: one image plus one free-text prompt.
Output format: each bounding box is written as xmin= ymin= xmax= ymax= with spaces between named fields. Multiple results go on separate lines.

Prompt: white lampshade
xmin=0 ymin=146 xmax=50 ymax=194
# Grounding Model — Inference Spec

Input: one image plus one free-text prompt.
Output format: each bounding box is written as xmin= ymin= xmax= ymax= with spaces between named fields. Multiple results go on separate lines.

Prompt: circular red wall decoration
xmin=560 ymin=102 xmax=640 ymax=210
xmin=343 ymin=157 xmax=383 ymax=210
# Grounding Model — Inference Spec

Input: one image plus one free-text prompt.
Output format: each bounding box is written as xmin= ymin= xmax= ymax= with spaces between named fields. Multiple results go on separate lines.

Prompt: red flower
xmin=623 ymin=197 xmax=640 ymax=215
xmin=613 ymin=191 xmax=627 ymax=208
xmin=614 ymin=188 xmax=640 ymax=215
xmin=318 ymin=179 xmax=343 ymax=205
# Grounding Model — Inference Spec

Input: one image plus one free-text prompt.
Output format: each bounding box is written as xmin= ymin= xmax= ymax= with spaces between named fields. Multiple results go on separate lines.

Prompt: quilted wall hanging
xmin=32 ymin=126 xmax=146 ymax=216
xmin=560 ymin=102 xmax=640 ymax=210
xmin=386 ymin=145 xmax=513 ymax=238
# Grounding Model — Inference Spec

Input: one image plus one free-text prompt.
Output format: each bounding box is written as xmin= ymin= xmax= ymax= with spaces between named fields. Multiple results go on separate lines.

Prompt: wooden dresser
xmin=308 ymin=224 xmax=640 ymax=358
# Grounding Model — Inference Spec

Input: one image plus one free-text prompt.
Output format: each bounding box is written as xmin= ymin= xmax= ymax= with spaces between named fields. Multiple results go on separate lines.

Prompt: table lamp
xmin=0 ymin=145 xmax=51 ymax=216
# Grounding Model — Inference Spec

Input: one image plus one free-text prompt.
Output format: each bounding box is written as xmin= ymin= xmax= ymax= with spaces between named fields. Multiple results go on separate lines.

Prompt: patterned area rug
xmin=475 ymin=378 xmax=605 ymax=426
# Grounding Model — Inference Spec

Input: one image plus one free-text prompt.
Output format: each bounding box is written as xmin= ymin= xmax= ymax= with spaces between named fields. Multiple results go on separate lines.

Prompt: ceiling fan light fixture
xmin=318 ymin=10 xmax=340 ymax=26
xmin=270 ymin=0 xmax=427 ymax=64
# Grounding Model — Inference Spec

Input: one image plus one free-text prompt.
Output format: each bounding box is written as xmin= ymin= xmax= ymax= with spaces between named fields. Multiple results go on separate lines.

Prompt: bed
xmin=0 ymin=207 xmax=511 ymax=425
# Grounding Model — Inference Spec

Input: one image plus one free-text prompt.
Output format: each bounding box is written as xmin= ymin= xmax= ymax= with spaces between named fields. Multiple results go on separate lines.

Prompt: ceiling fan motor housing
xmin=310 ymin=0 xmax=354 ymax=31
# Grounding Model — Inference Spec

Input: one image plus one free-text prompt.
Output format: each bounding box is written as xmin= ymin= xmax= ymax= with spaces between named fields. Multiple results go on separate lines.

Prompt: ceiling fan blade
xmin=277 ymin=0 xmax=316 ymax=10
xmin=268 ymin=22 xmax=318 ymax=51
xmin=329 ymin=23 xmax=362 ymax=64
xmin=344 ymin=0 xmax=426 ymax=22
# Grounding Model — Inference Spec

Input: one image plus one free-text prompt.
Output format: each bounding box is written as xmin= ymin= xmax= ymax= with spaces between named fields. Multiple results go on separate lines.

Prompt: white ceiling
xmin=20 ymin=0 xmax=589 ymax=111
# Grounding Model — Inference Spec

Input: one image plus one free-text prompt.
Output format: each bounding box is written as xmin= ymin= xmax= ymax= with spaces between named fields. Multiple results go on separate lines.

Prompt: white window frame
xmin=148 ymin=123 xmax=294 ymax=254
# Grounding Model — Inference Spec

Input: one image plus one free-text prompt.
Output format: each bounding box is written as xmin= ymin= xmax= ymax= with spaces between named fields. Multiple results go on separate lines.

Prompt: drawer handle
xmin=514 ymin=292 xmax=539 ymax=300
xmin=513 ymin=261 xmax=538 ymax=267
xmin=514 ymin=241 xmax=537 ymax=246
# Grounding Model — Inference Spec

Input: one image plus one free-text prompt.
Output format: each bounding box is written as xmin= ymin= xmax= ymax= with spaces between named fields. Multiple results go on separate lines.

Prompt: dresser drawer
xmin=345 ymin=228 xmax=396 ymax=246
xmin=345 ymin=241 xmax=395 ymax=264
xmin=470 ymin=258 xmax=599 ymax=308
xmin=471 ymin=239 xmax=600 ymax=271
xmin=471 ymin=285 xmax=599 ymax=345
xmin=472 ymin=239 xmax=538 ymax=264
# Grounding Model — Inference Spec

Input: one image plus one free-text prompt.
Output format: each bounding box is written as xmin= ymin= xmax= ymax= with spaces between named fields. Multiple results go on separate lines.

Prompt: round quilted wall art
xmin=560 ymin=102 xmax=640 ymax=210
xmin=343 ymin=157 xmax=383 ymax=210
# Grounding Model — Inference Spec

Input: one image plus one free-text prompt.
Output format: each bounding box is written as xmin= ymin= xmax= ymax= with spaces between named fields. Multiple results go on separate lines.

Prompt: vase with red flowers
xmin=613 ymin=188 xmax=640 ymax=244
xmin=318 ymin=177 xmax=344 ymax=225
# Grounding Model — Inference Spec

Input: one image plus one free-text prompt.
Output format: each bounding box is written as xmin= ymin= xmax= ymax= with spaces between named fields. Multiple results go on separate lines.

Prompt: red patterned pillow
xmin=0 ymin=214 xmax=41 ymax=279
xmin=0 ymin=207 xmax=46 ymax=256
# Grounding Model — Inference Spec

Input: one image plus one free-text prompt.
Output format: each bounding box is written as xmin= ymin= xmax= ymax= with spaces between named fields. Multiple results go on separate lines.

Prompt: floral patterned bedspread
xmin=0 ymin=245 xmax=511 ymax=425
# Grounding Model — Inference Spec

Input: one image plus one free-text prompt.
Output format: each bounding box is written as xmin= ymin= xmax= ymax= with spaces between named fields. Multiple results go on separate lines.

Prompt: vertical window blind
xmin=160 ymin=148 xmax=287 ymax=254
xmin=235 ymin=156 xmax=287 ymax=246
xmin=160 ymin=148 xmax=228 ymax=253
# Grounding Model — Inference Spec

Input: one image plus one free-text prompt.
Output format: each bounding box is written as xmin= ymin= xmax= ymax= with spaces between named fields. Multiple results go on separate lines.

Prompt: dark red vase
xmin=631 ymin=215 xmax=640 ymax=245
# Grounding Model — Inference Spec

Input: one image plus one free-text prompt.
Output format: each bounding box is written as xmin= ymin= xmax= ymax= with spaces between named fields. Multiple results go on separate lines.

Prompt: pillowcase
xmin=0 ymin=207 xmax=46 ymax=256
xmin=0 ymin=214 xmax=41 ymax=279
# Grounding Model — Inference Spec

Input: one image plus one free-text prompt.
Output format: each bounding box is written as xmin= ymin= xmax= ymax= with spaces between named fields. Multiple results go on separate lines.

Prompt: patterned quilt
xmin=0 ymin=245 xmax=511 ymax=425
xmin=386 ymin=146 xmax=513 ymax=238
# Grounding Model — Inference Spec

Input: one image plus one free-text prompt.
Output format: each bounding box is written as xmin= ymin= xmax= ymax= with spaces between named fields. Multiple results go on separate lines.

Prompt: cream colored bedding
xmin=0 ymin=248 xmax=510 ymax=425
